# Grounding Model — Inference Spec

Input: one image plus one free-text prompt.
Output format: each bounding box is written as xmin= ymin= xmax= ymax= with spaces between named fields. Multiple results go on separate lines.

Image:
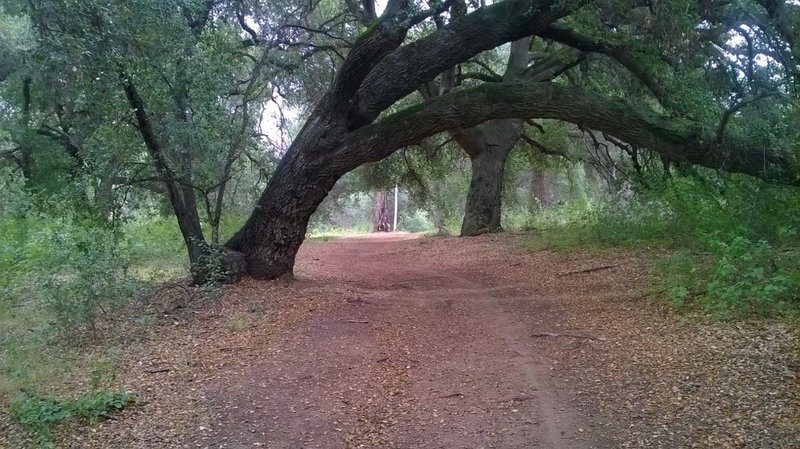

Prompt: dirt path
xmin=198 ymin=234 xmax=611 ymax=448
xmin=8 ymin=233 xmax=796 ymax=448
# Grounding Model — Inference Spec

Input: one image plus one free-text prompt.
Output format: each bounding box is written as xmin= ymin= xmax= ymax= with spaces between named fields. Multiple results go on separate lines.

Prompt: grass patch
xmin=307 ymin=224 xmax=373 ymax=241
xmin=10 ymin=390 xmax=134 ymax=448
xmin=227 ymin=312 xmax=252 ymax=332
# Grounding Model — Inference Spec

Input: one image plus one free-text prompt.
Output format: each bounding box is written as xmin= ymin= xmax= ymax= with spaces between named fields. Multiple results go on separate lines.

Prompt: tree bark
xmin=452 ymin=37 xmax=572 ymax=235
xmin=460 ymin=142 xmax=511 ymax=236
xmin=224 ymin=0 xmax=579 ymax=279
xmin=373 ymin=191 xmax=391 ymax=232
xmin=453 ymin=117 xmax=523 ymax=235
xmin=19 ymin=76 xmax=33 ymax=181
xmin=225 ymin=147 xmax=343 ymax=279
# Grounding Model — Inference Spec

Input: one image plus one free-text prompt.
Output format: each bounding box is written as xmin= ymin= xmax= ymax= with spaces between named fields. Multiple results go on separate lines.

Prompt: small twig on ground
xmin=495 ymin=395 xmax=536 ymax=402
xmin=143 ymin=367 xmax=171 ymax=374
xmin=531 ymin=332 xmax=606 ymax=341
xmin=346 ymin=320 xmax=369 ymax=324
xmin=557 ymin=264 xmax=620 ymax=276
xmin=439 ymin=393 xmax=465 ymax=399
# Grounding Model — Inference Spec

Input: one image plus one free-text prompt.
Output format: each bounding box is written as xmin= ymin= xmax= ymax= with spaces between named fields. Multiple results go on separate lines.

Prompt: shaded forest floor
xmin=2 ymin=233 xmax=799 ymax=448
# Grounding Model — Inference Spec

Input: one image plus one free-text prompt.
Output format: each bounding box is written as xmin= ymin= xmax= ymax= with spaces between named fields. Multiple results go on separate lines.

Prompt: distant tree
xmin=372 ymin=191 xmax=391 ymax=232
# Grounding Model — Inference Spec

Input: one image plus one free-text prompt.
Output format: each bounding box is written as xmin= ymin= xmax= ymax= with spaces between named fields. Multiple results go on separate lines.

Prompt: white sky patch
xmin=259 ymin=95 xmax=300 ymax=155
xmin=376 ymin=0 xmax=387 ymax=15
xmin=723 ymin=25 xmax=776 ymax=78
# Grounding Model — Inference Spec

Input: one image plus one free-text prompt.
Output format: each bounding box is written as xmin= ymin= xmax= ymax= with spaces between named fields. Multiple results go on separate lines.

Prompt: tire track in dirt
xmin=196 ymin=235 xmax=612 ymax=448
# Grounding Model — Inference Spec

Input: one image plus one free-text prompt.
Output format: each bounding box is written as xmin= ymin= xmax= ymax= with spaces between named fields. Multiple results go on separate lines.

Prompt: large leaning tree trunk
xmin=225 ymin=0 xmax=799 ymax=281
xmin=225 ymin=0 xmax=580 ymax=279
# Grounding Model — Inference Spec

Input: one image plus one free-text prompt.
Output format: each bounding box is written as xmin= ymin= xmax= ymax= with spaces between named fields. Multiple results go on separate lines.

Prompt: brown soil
xmin=2 ymin=233 xmax=798 ymax=448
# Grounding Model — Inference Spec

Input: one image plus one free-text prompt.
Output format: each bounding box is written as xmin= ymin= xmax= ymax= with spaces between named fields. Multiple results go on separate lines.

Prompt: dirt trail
xmin=197 ymin=235 xmax=613 ymax=448
xmin=12 ymin=233 xmax=796 ymax=449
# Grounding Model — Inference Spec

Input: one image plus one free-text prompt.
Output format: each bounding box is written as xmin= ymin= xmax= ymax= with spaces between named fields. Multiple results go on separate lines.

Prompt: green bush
xmin=0 ymin=175 xmax=152 ymax=402
xmin=123 ymin=214 xmax=189 ymax=279
xmin=401 ymin=209 xmax=434 ymax=233
xmin=662 ymin=234 xmax=800 ymax=317
xmin=11 ymin=390 xmax=134 ymax=448
xmin=27 ymin=222 xmax=148 ymax=333
xmin=526 ymin=171 xmax=800 ymax=316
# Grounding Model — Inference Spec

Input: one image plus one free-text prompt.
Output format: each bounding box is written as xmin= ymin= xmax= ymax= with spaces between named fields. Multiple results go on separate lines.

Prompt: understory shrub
xmin=526 ymin=171 xmax=800 ymax=316
xmin=10 ymin=390 xmax=134 ymax=448
xmin=663 ymin=234 xmax=800 ymax=317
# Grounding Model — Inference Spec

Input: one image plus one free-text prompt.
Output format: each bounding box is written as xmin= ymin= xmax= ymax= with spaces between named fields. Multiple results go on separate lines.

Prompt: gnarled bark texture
xmin=225 ymin=0 xmax=579 ymax=279
xmin=435 ymin=38 xmax=573 ymax=236
xmin=455 ymin=120 xmax=522 ymax=235
xmin=225 ymin=146 xmax=344 ymax=279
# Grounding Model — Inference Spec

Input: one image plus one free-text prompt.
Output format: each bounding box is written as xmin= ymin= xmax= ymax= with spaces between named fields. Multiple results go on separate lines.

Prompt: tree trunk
xmin=444 ymin=39 xmax=563 ymax=236
xmin=373 ymin=191 xmax=391 ymax=232
xmin=19 ymin=76 xmax=33 ymax=181
xmin=225 ymin=139 xmax=343 ymax=279
xmin=460 ymin=142 xmax=511 ymax=236
xmin=120 ymin=74 xmax=220 ymax=284
xmin=453 ymin=118 xmax=523 ymax=236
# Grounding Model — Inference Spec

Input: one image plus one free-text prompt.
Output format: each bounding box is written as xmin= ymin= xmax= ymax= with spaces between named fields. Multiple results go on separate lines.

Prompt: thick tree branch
xmin=325 ymin=5 xmax=410 ymax=109
xmin=119 ymin=74 xmax=182 ymax=204
xmin=36 ymin=125 xmax=84 ymax=167
xmin=235 ymin=0 xmax=259 ymax=44
xmin=335 ymin=82 xmax=798 ymax=184
xmin=348 ymin=0 xmax=588 ymax=128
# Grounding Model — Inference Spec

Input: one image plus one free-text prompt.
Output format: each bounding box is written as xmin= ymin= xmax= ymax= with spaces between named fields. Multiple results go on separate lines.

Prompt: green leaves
xmin=11 ymin=390 xmax=134 ymax=448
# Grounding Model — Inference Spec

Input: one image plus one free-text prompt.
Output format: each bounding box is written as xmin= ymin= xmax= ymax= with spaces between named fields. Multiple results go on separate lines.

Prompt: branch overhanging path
xmin=224 ymin=0 xmax=800 ymax=280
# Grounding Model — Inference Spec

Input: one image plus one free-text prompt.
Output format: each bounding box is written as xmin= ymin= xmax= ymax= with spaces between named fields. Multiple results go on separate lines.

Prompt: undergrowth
xmin=525 ymin=173 xmax=800 ymax=317
xmin=10 ymin=390 xmax=134 ymax=448
xmin=1 ymin=172 xmax=183 ymax=443
xmin=660 ymin=235 xmax=800 ymax=318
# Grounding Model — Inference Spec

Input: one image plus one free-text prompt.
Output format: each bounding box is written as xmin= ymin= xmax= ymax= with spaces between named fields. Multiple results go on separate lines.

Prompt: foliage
xmin=527 ymin=169 xmax=800 ymax=316
xmin=1 ymin=174 xmax=171 ymax=407
xmin=195 ymin=243 xmax=230 ymax=299
xmin=123 ymin=214 xmax=190 ymax=279
xmin=10 ymin=390 xmax=134 ymax=448
xmin=662 ymin=235 xmax=800 ymax=317
xmin=401 ymin=209 xmax=434 ymax=233
xmin=1 ymin=191 xmax=149 ymax=335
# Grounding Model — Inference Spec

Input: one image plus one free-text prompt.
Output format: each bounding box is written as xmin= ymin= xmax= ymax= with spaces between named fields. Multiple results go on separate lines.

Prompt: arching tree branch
xmin=336 ymin=82 xmax=798 ymax=184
